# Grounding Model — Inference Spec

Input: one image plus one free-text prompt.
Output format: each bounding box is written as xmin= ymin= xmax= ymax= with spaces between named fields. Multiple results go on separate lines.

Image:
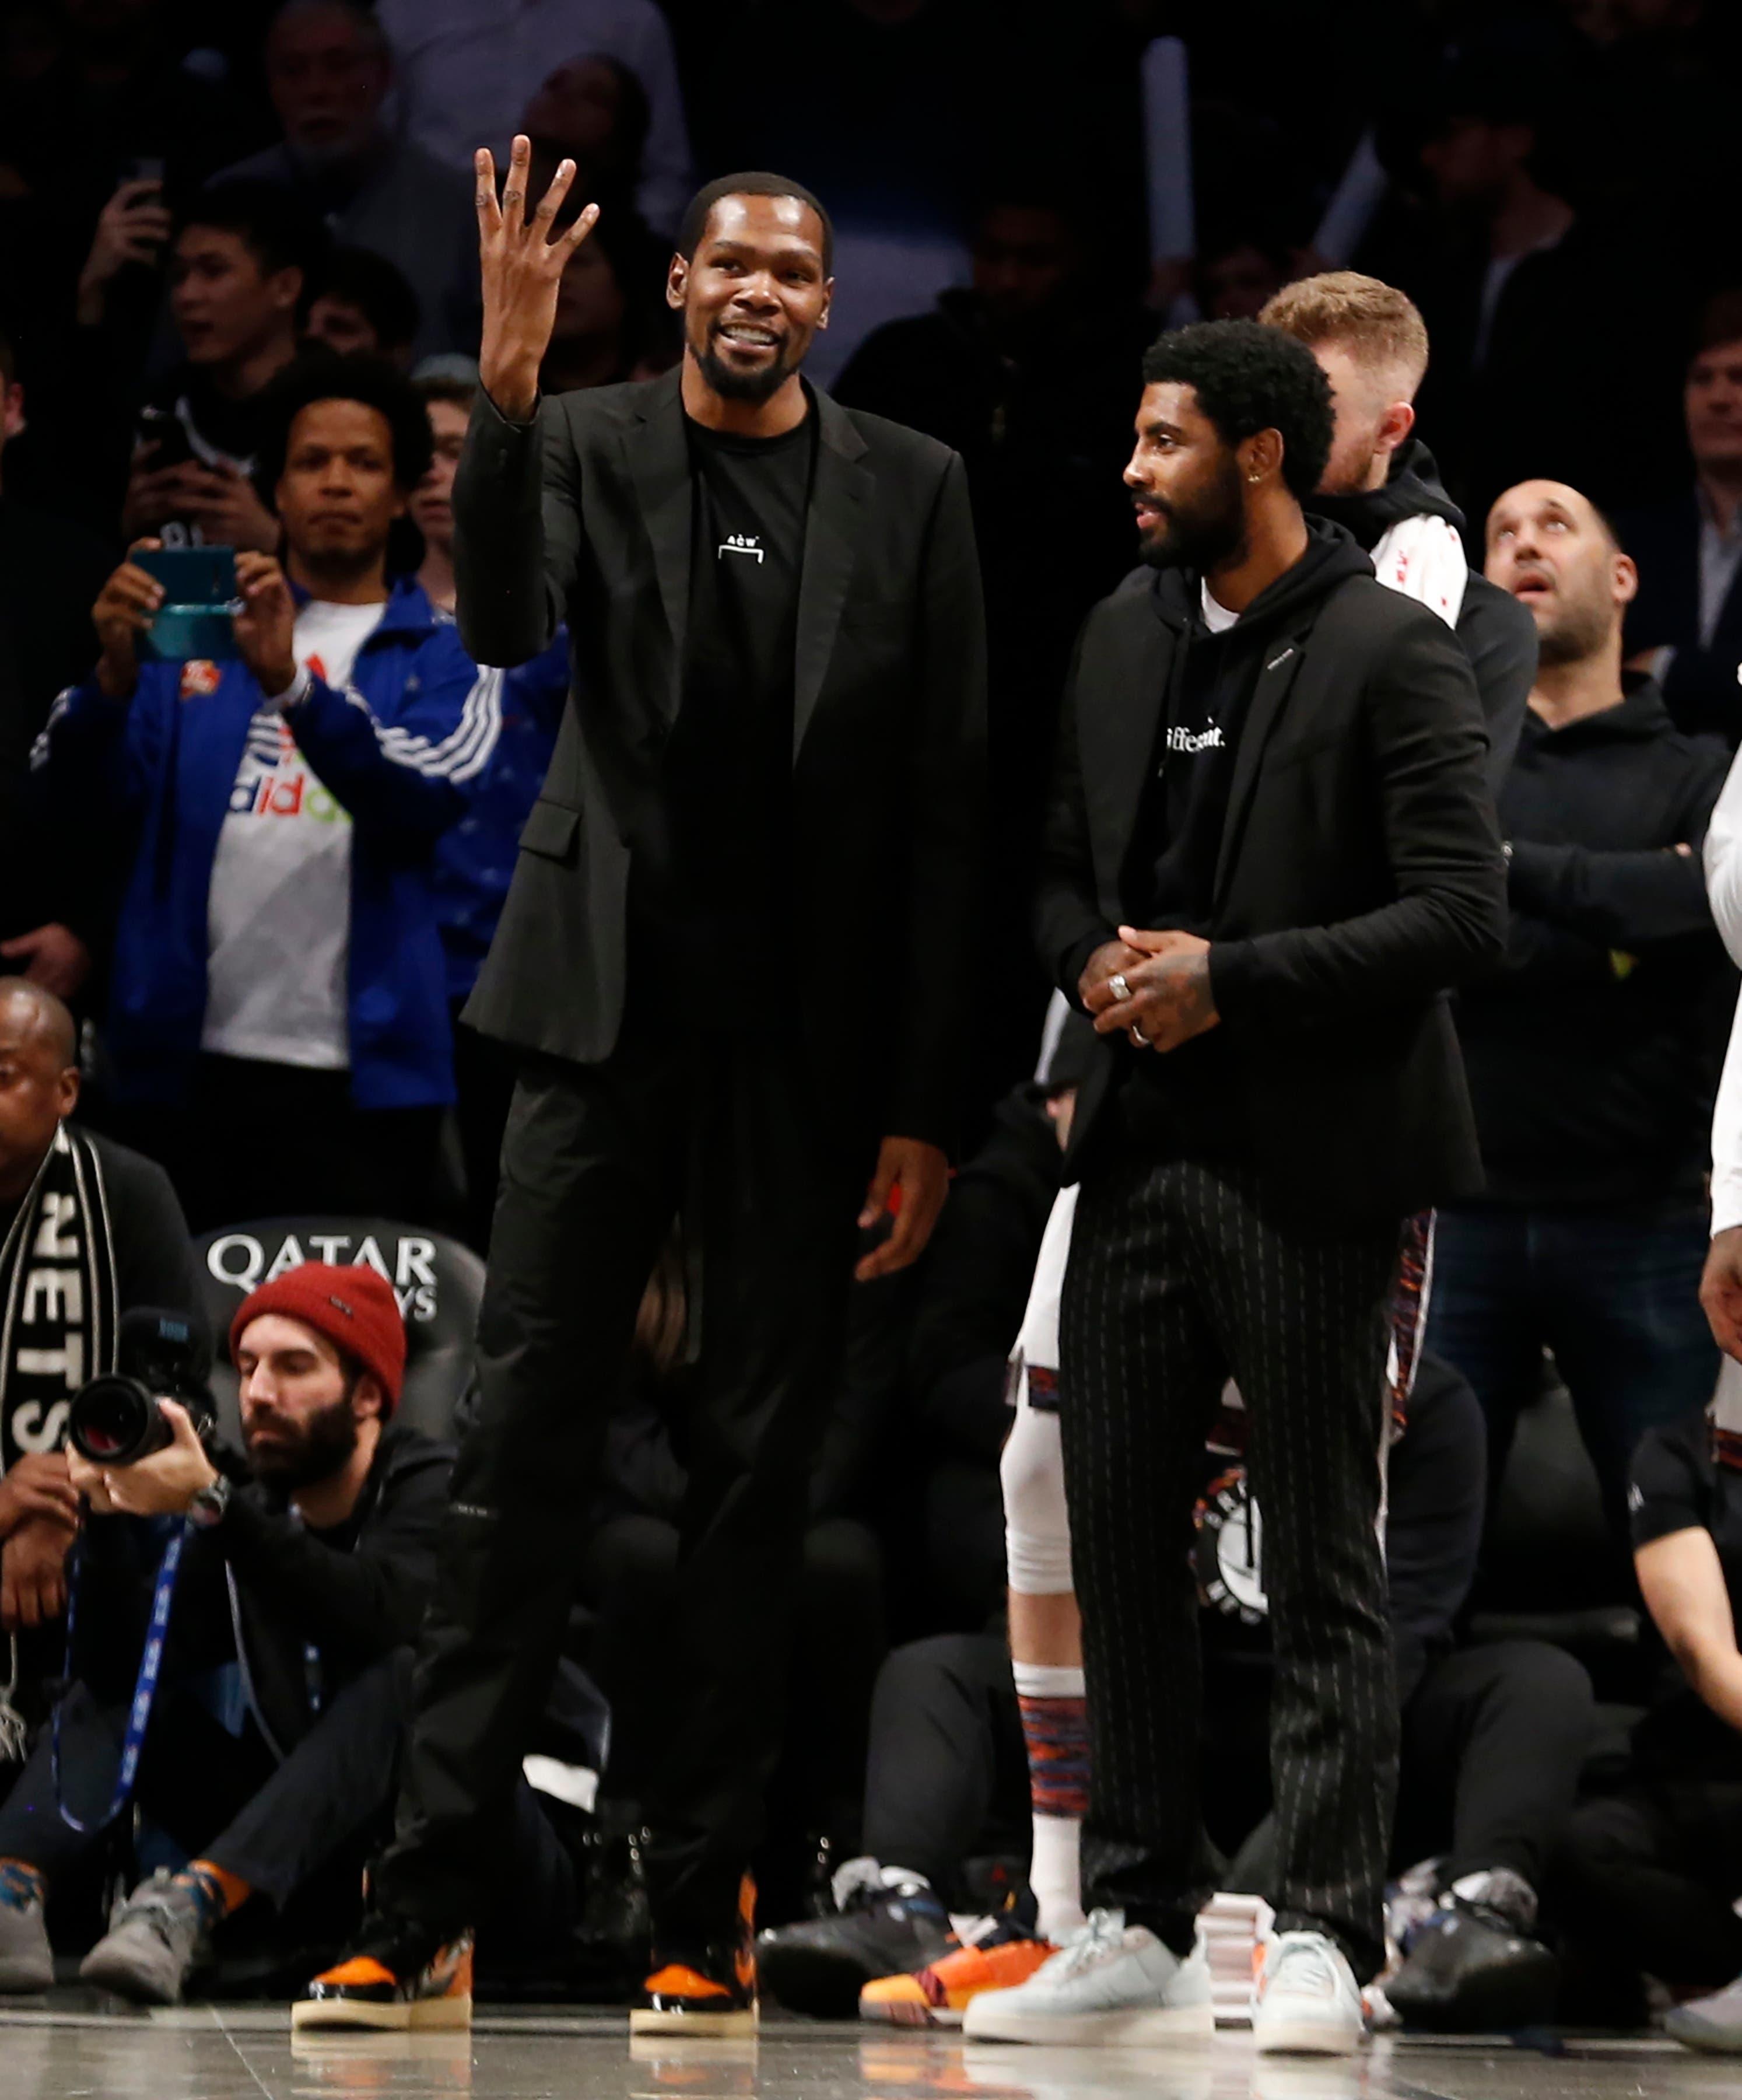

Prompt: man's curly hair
xmin=1142 ymin=319 xmax=1333 ymax=502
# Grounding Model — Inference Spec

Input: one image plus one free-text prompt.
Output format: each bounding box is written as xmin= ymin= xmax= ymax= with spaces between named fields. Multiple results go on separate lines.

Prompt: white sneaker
xmin=962 ymin=1909 xmax=1214 ymax=2045
xmin=1252 ymin=1932 xmax=1365 ymax=2056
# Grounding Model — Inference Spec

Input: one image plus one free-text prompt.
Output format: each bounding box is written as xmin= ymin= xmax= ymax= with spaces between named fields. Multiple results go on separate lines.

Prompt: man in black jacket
xmin=1618 ymin=288 xmax=1742 ymax=744
xmin=307 ymin=148 xmax=984 ymax=2036
xmin=0 ymin=980 xmax=199 ymax=1707
xmin=1014 ymin=320 xmax=1504 ymax=2055
xmin=0 ymin=1264 xmax=468 ymax=2004
xmin=1426 ymin=480 xmax=1733 ymax=1545
xmin=1259 ymin=271 xmax=1536 ymax=794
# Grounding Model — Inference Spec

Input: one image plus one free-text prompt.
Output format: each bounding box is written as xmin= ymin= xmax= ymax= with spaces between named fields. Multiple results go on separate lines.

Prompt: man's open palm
xmin=476 ymin=135 xmax=600 ymax=422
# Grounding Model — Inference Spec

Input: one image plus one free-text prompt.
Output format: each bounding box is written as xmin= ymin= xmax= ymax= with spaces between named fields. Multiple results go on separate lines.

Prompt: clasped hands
xmin=1081 ymin=926 xmax=1220 ymax=1053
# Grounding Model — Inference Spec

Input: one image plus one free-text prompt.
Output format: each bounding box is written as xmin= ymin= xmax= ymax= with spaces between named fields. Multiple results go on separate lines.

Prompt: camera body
xmin=68 ymin=1309 xmax=214 ymax=1468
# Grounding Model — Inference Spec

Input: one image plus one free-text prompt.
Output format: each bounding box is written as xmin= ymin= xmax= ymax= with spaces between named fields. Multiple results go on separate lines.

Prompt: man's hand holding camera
xmin=232 ymin=552 xmax=298 ymax=698
xmin=65 ymin=1400 xmax=218 ymax=1520
xmin=1082 ymin=925 xmax=1220 ymax=1052
xmin=92 ymin=542 xmax=166 ymax=699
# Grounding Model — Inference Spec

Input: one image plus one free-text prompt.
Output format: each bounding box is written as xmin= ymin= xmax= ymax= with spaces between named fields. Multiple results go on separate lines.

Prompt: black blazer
xmin=1037 ymin=563 xmax=1508 ymax=1223
xmin=1617 ymin=492 xmax=1742 ymax=744
xmin=452 ymin=371 xmax=986 ymax=1152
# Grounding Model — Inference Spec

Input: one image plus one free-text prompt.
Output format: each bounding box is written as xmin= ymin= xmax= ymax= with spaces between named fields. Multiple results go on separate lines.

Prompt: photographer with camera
xmin=0 ymin=980 xmax=198 ymax=1717
xmin=33 ymin=354 xmax=500 ymax=1230
xmin=0 ymin=1262 xmax=460 ymax=2001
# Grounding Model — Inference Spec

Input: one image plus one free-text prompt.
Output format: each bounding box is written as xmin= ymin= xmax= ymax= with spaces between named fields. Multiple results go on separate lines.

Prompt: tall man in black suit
xmin=295 ymin=145 xmax=984 ymax=2038
xmin=981 ymin=322 xmax=1504 ymax=2058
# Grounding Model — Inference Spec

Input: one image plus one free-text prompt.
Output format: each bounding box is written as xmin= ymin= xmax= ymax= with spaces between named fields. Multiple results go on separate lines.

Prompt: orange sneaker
xmin=631 ymin=1874 xmax=759 ymax=2036
xmin=292 ymin=1919 xmax=473 ymax=2032
xmin=861 ymin=1914 xmax=1056 ymax=2029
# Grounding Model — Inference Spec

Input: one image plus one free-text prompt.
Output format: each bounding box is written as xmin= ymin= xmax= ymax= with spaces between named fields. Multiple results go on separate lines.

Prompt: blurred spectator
xmin=0 ymin=1264 xmax=461 ymax=2004
xmin=1619 ymin=290 xmax=1742 ymax=743
xmin=0 ymin=979 xmax=199 ymax=1727
xmin=0 ymin=328 xmax=115 ymax=998
xmin=373 ymin=0 xmax=692 ymax=235
xmin=1375 ymin=28 xmax=1686 ymax=518
xmin=539 ymin=208 xmax=675 ymax=395
xmin=304 ymin=247 xmax=420 ymax=370
xmin=111 ymin=181 xmax=327 ymax=553
xmin=835 ymin=187 xmax=1148 ymax=1133
xmin=34 ymin=356 xmax=501 ymax=1232
xmin=1194 ymin=227 xmax=1296 ymax=322
xmin=1556 ymin=1390 xmax=1742 ymax=2041
xmin=410 ymin=375 xmax=568 ymax=1252
xmin=1426 ymin=480 xmax=1733 ymax=1550
xmin=522 ymin=52 xmax=651 ymax=230
xmin=1260 ymin=271 xmax=1537 ymax=793
xmin=213 ymin=0 xmax=478 ymax=362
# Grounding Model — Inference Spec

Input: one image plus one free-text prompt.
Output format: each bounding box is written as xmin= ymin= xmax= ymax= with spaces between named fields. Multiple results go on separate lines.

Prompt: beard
xmin=1137 ymin=453 xmax=1247 ymax=572
xmin=1533 ymin=590 xmax=1613 ymax=667
xmin=246 ymin=1391 xmax=361 ymax=1491
xmin=694 ymin=323 xmax=804 ymax=404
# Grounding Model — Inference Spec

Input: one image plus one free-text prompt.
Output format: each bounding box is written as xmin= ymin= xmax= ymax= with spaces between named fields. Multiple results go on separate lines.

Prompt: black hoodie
xmin=1456 ymin=677 xmax=1734 ymax=1204
xmin=1121 ymin=521 xmax=1375 ymax=1155
xmin=1312 ymin=439 xmax=1536 ymax=796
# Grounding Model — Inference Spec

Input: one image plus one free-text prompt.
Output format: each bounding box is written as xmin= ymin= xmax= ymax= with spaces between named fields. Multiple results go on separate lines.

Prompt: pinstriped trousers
xmin=1059 ymin=1152 xmax=1401 ymax=1980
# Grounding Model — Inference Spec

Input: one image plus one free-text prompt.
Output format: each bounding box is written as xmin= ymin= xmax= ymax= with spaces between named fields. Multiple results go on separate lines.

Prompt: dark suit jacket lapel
xmin=623 ymin=369 xmax=691 ymax=720
xmin=1085 ymin=598 xmax=1175 ymax=912
xmin=1213 ymin=630 xmax=1309 ymax=905
xmin=794 ymin=390 xmax=870 ymax=760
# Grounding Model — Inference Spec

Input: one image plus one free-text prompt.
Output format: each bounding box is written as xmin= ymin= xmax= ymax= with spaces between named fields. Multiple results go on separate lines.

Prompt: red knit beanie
xmin=230 ymin=1262 xmax=407 ymax=1412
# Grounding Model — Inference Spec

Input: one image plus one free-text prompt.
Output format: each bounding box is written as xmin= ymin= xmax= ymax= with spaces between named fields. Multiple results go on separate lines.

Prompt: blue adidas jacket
xmin=432 ymin=629 xmax=569 ymax=1001
xmin=37 ymin=578 xmax=500 ymax=1111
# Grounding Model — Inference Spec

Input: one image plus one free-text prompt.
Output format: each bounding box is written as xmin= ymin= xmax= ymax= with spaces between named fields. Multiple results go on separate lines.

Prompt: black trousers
xmin=860 ymin=1633 xmax=1029 ymax=1901
xmin=1555 ymin=1773 xmax=1742 ymax=1988
xmin=0 ymin=1663 xmax=405 ymax=1909
xmin=1060 ymin=1154 xmax=1400 ymax=1980
xmin=117 ymin=1055 xmax=442 ymax=1235
xmin=377 ymin=1029 xmax=867 ymax=1945
xmin=581 ymin=1509 xmax=887 ymax=1872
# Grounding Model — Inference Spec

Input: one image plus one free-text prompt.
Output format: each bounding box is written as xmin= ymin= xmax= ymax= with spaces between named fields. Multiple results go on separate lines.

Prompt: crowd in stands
xmin=7 ymin=0 xmax=1742 ymax=2046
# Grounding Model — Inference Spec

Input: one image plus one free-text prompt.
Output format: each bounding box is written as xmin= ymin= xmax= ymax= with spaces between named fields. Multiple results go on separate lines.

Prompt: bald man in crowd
xmin=0 ymin=981 xmax=200 ymax=1722
xmin=1424 ymin=484 xmax=1734 ymax=1550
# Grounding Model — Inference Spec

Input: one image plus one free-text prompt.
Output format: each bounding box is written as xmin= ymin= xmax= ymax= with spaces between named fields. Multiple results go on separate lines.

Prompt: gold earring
xmin=1249 ymin=471 xmax=1261 ymax=483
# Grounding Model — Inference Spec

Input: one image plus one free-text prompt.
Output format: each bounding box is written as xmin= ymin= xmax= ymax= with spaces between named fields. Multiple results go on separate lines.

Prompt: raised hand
xmin=92 ymin=542 xmax=165 ymax=699
xmin=475 ymin=135 xmax=600 ymax=422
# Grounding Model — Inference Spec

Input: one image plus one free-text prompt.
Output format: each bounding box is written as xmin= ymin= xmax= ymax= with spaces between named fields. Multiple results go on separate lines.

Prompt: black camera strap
xmin=53 ymin=1519 xmax=189 ymax=1832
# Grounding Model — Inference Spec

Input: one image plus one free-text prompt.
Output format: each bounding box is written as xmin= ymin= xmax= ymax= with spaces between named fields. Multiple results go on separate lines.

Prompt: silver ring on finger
xmin=1109 ymin=972 xmax=1132 ymax=1003
xmin=1130 ymin=1023 xmax=1150 ymax=1046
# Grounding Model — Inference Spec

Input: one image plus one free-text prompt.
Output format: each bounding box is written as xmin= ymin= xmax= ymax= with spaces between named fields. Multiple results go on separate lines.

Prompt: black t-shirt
xmin=636 ymin=410 xmax=812 ymax=1017
xmin=135 ymin=366 xmax=276 ymax=549
xmin=1119 ymin=590 xmax=1251 ymax=1158
xmin=1629 ymin=1407 xmax=1742 ymax=1778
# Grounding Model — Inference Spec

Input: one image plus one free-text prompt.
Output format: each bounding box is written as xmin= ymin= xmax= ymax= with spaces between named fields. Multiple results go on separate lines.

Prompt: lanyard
xmin=54 ymin=1520 xmax=190 ymax=1832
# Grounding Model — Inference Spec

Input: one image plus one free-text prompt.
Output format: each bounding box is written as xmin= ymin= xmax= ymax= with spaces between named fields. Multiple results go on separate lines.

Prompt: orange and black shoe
xmin=861 ymin=1908 xmax=1054 ymax=2029
xmin=292 ymin=1915 xmax=474 ymax=2032
xmin=630 ymin=1876 xmax=759 ymax=2036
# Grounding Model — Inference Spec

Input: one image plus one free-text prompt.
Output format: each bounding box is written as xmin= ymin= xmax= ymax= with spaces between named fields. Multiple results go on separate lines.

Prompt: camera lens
xmin=69 ymin=1377 xmax=160 ymax=1466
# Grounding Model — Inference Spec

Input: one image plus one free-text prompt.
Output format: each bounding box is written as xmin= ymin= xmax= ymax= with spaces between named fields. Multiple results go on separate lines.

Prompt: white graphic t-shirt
xmin=202 ymin=598 xmax=387 ymax=1070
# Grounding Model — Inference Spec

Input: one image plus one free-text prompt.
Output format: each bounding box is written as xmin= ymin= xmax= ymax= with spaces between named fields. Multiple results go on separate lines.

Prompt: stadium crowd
xmin=6 ymin=0 xmax=1742 ymax=2053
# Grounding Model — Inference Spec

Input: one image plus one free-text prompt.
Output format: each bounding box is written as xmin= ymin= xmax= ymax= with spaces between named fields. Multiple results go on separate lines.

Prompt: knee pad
xmin=1001 ymin=1395 xmax=1073 ymax=1594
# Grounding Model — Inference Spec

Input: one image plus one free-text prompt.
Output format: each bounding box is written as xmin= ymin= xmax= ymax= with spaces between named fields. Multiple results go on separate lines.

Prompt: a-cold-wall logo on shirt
xmin=718 ymin=533 xmax=764 ymax=563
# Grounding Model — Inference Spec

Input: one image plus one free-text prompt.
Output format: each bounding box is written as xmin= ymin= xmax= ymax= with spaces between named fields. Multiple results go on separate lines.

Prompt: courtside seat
xmin=194 ymin=1217 xmax=485 ymax=1445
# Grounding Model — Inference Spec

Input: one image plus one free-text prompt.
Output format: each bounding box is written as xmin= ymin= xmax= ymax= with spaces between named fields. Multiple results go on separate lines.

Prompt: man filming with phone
xmin=34 ymin=355 xmax=500 ymax=1229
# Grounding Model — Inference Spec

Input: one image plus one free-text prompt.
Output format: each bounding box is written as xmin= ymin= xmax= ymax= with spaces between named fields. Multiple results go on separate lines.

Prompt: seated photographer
xmin=0 ymin=1263 xmax=453 ymax=2002
xmin=34 ymin=354 xmax=501 ymax=1230
xmin=0 ymin=979 xmax=198 ymax=1734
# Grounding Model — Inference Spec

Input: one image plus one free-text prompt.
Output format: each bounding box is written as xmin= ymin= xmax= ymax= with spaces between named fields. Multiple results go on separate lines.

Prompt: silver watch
xmin=188 ymin=1475 xmax=232 ymax=1530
